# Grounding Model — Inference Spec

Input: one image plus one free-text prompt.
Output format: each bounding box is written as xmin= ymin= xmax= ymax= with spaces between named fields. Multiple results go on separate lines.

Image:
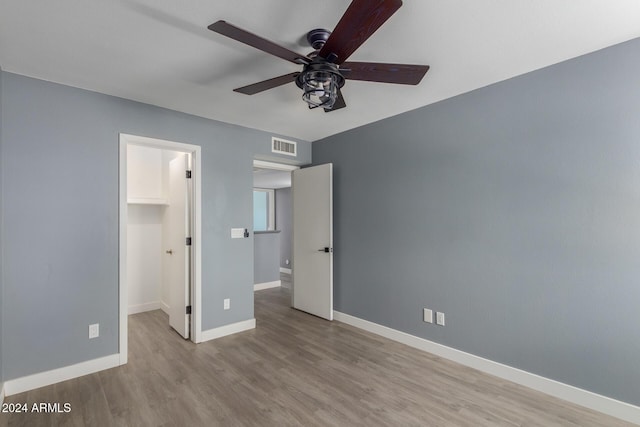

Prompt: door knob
xmin=166 ymin=249 xmax=173 ymax=255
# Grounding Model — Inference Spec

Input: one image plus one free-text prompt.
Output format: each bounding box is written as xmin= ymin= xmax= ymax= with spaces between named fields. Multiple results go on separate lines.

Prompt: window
xmin=253 ymin=188 xmax=275 ymax=231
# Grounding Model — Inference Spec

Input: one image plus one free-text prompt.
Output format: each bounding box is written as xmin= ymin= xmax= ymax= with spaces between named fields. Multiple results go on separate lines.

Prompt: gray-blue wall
xmin=0 ymin=72 xmax=310 ymax=380
xmin=253 ymin=232 xmax=281 ymax=284
xmin=313 ymin=38 xmax=640 ymax=406
xmin=275 ymin=187 xmax=292 ymax=269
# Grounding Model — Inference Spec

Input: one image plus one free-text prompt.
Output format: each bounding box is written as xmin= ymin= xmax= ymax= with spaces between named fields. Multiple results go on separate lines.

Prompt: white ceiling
xmin=1 ymin=1 xmax=639 ymax=141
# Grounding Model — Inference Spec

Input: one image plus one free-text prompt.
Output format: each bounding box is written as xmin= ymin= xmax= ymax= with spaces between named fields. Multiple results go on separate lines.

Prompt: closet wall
xmin=127 ymin=145 xmax=181 ymax=315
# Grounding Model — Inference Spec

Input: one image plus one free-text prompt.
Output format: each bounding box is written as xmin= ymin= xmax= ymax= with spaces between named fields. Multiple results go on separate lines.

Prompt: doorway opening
xmin=118 ymin=134 xmax=202 ymax=365
xmin=252 ymin=160 xmax=298 ymax=297
xmin=252 ymin=159 xmax=334 ymax=321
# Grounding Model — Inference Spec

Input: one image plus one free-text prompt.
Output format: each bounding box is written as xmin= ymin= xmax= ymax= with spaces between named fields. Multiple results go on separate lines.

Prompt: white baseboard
xmin=280 ymin=267 xmax=292 ymax=274
xmin=128 ymin=301 xmax=162 ymax=315
xmin=200 ymin=319 xmax=256 ymax=343
xmin=161 ymin=300 xmax=170 ymax=315
xmin=3 ymin=354 xmax=120 ymax=397
xmin=254 ymin=280 xmax=281 ymax=291
xmin=334 ymin=311 xmax=640 ymax=425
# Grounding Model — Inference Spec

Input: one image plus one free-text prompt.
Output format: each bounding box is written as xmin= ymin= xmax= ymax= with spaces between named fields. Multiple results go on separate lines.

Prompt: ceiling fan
xmin=208 ymin=0 xmax=429 ymax=112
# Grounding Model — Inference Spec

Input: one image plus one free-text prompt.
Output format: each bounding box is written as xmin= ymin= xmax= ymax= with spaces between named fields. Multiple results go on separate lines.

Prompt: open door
xmin=167 ymin=154 xmax=191 ymax=338
xmin=292 ymin=163 xmax=333 ymax=320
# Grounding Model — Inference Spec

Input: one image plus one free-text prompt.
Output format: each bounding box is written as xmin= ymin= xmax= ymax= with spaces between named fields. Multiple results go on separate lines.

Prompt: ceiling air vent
xmin=272 ymin=137 xmax=297 ymax=157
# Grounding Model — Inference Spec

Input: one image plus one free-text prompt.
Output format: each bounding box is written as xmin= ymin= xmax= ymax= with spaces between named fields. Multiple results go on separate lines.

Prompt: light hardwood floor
xmin=1 ymin=278 xmax=634 ymax=426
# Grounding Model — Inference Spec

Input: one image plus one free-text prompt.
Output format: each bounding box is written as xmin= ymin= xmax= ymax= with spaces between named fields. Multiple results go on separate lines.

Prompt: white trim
xmin=161 ymin=300 xmax=170 ymax=315
xmin=192 ymin=142 xmax=203 ymax=344
xmin=334 ymin=311 xmax=640 ymax=425
xmin=279 ymin=267 xmax=292 ymax=274
xmin=253 ymin=159 xmax=300 ymax=172
xmin=119 ymin=137 xmax=128 ymax=365
xmin=254 ymin=280 xmax=281 ymax=291
xmin=200 ymin=319 xmax=256 ymax=343
xmin=3 ymin=354 xmax=120 ymax=397
xmin=119 ymin=133 xmax=203 ymax=357
xmin=128 ymin=301 xmax=162 ymax=315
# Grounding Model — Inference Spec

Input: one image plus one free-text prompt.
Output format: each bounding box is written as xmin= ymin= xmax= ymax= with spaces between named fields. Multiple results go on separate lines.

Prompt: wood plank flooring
xmin=1 ymin=278 xmax=634 ymax=426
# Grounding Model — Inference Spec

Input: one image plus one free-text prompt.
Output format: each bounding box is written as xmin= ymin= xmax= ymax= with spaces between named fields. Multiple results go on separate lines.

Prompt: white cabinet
xmin=127 ymin=145 xmax=168 ymax=205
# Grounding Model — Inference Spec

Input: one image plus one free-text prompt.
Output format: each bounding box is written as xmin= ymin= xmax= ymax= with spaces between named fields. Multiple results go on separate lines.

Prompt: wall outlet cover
xmin=89 ymin=323 xmax=100 ymax=339
xmin=423 ymin=308 xmax=433 ymax=324
xmin=224 ymin=298 xmax=230 ymax=310
xmin=436 ymin=312 xmax=445 ymax=326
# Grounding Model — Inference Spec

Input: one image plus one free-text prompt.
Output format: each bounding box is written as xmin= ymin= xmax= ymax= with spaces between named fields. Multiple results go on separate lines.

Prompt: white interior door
xmin=168 ymin=154 xmax=190 ymax=338
xmin=292 ymin=163 xmax=333 ymax=320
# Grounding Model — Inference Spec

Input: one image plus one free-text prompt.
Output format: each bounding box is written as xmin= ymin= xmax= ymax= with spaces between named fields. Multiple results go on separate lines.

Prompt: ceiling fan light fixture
xmin=302 ymin=70 xmax=338 ymax=109
xmin=296 ymin=62 xmax=345 ymax=110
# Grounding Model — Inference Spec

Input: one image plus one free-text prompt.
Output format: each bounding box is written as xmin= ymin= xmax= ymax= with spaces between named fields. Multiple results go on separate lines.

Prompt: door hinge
xmin=186 ymin=170 xmax=192 ymax=179
xmin=186 ymin=305 xmax=192 ymax=315
xmin=186 ymin=237 xmax=192 ymax=246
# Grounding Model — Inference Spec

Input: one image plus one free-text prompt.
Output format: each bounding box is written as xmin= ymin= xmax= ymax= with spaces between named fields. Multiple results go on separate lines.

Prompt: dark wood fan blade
xmin=318 ymin=0 xmax=403 ymax=64
xmin=324 ymin=87 xmax=347 ymax=112
xmin=208 ymin=20 xmax=309 ymax=65
xmin=233 ymin=73 xmax=300 ymax=95
xmin=340 ymin=62 xmax=429 ymax=85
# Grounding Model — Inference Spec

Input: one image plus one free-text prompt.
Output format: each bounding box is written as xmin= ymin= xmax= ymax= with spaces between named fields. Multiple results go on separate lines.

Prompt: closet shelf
xmin=128 ymin=197 xmax=168 ymax=205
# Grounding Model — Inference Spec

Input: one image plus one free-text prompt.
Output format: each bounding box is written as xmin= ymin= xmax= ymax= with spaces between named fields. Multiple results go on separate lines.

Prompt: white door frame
xmin=119 ymin=133 xmax=202 ymax=365
xmin=253 ymin=159 xmax=300 ymax=172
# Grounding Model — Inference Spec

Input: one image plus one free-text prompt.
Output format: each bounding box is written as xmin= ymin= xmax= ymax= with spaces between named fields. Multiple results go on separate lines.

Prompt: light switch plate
xmin=436 ymin=312 xmax=445 ymax=326
xmin=231 ymin=228 xmax=245 ymax=239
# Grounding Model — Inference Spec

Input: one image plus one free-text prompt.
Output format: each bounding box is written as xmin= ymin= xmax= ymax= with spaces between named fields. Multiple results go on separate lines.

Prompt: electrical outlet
xmin=423 ymin=308 xmax=433 ymax=324
xmin=285 ymin=259 xmax=290 ymax=265
xmin=89 ymin=323 xmax=99 ymax=339
xmin=224 ymin=298 xmax=230 ymax=310
xmin=436 ymin=312 xmax=445 ymax=326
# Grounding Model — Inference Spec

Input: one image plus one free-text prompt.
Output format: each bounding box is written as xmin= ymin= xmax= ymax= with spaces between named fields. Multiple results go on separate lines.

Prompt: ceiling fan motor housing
xmin=307 ymin=28 xmax=332 ymax=50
